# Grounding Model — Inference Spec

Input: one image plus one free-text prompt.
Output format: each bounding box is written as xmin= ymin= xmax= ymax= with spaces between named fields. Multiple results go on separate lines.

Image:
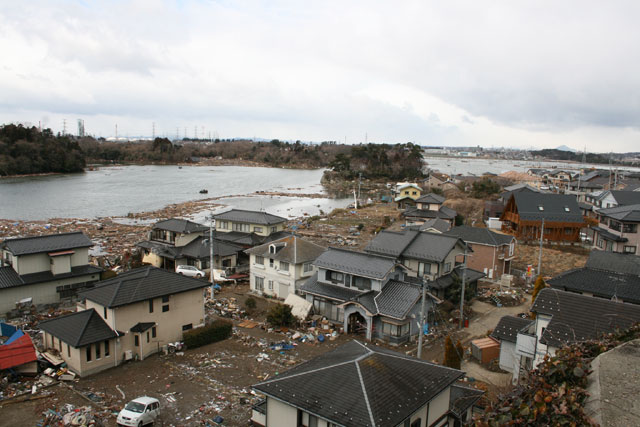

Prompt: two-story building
xmin=510 ymin=289 xmax=640 ymax=382
xmin=245 ymin=236 xmax=326 ymax=299
xmin=423 ymin=172 xmax=450 ymax=191
xmin=394 ymin=183 xmax=422 ymax=209
xmin=251 ymin=340 xmax=483 ymax=427
xmin=213 ymin=209 xmax=287 ymax=237
xmin=38 ymin=266 xmax=208 ymax=376
xmin=591 ymin=204 xmax=640 ymax=254
xmin=444 ymin=226 xmax=516 ymax=280
xmin=402 ymin=194 xmax=458 ymax=228
xmin=490 ymin=315 xmax=534 ymax=384
xmin=300 ymin=247 xmax=437 ymax=344
xmin=0 ymin=232 xmax=102 ymax=315
xmin=364 ymin=230 xmax=484 ymax=300
xmin=500 ymin=193 xmax=586 ymax=242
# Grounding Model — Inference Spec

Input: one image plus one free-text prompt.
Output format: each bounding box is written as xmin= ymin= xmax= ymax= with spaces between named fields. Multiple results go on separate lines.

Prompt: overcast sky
xmin=1 ymin=1 xmax=639 ymax=152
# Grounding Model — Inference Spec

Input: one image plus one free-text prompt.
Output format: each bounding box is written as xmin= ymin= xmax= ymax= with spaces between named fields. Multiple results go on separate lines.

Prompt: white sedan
xmin=175 ymin=265 xmax=206 ymax=278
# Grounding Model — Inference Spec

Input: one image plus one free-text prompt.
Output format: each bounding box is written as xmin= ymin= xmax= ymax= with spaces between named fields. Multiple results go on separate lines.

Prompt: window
xmin=564 ymin=206 xmax=570 ymax=212
xmin=353 ymin=276 xmax=371 ymax=290
xmin=255 ymin=276 xmax=264 ymax=291
xmin=162 ymin=295 xmax=169 ymax=303
xmin=623 ymin=224 xmax=637 ymax=233
xmin=96 ymin=343 xmax=101 ymax=359
xmin=269 ymin=258 xmax=274 ymax=268
xmin=303 ymin=262 xmax=313 ymax=273
xmin=51 ymin=335 xmax=55 ymax=347
xmin=268 ymin=280 xmax=273 ymax=290
xmin=418 ymin=262 xmax=431 ymax=276
xmin=271 ymin=226 xmax=277 ymax=233
xmin=103 ymin=307 xmax=108 ymax=319
xmin=218 ymin=221 xmax=228 ymax=229
xmin=509 ymin=243 xmax=514 ymax=256
xmin=233 ymin=223 xmax=250 ymax=232
xmin=609 ymin=220 xmax=621 ymax=232
xmin=410 ymin=418 xmax=421 ymax=427
xmin=279 ymin=261 xmax=290 ymax=272
xmin=412 ymin=191 xmax=417 ymax=195
xmin=624 ymin=245 xmax=637 ymax=254
xmin=134 ymin=335 xmax=139 ymax=347
xmin=162 ymin=304 xmax=170 ymax=312
xmin=564 ymin=227 xmax=573 ymax=235
xmin=444 ymin=262 xmax=451 ymax=273
xmin=182 ymin=323 xmax=193 ymax=331
xmin=149 ymin=299 xmax=154 ymax=313
xmin=146 ymin=332 xmax=150 ymax=343
xmin=254 ymin=226 xmax=263 ymax=233
xmin=538 ymin=205 xmax=544 ymax=211
xmin=86 ymin=345 xmax=92 ymax=362
xmin=382 ymin=322 xmax=409 ymax=337
xmin=162 ymin=295 xmax=169 ymax=312
xmin=327 ymin=271 xmax=344 ymax=283
xmin=104 ymin=340 xmax=110 ymax=357
xmin=67 ymin=344 xmax=71 ymax=357
xmin=255 ymin=256 xmax=264 ymax=265
xmin=152 ymin=327 xmax=157 ymax=338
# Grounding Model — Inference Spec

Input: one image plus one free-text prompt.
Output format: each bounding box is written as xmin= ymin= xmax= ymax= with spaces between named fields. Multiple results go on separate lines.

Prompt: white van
xmin=117 ymin=396 xmax=160 ymax=427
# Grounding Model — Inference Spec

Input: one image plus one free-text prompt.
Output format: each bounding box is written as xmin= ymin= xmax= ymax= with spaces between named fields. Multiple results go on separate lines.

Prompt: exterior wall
xmin=141 ymin=251 xmax=164 ymax=268
xmin=86 ymin=288 xmax=205 ymax=361
xmin=217 ymin=221 xmax=285 ymax=237
xmin=0 ymin=272 xmax=100 ymax=315
xmin=533 ymin=314 xmax=552 ymax=367
xmin=457 ymin=242 xmax=513 ymax=280
xmin=249 ymin=253 xmax=311 ymax=299
xmin=14 ymin=248 xmax=90 ymax=275
xmin=51 ymin=255 xmax=71 ymax=275
xmin=174 ymin=233 xmax=202 ymax=247
xmin=498 ymin=341 xmax=518 ymax=374
xmin=592 ymin=216 xmax=640 ymax=255
xmin=427 ymin=388 xmax=451 ymax=426
xmin=265 ymin=397 xmax=299 ymax=426
xmin=315 ymin=267 xmax=384 ymax=292
xmin=42 ymin=331 xmax=116 ymax=377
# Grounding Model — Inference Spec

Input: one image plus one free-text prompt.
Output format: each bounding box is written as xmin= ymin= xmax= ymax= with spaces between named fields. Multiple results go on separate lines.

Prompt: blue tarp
xmin=1 ymin=323 xmax=17 ymax=338
xmin=4 ymin=330 xmax=24 ymax=346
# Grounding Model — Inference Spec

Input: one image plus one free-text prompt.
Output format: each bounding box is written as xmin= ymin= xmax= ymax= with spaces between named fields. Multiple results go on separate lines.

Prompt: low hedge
xmin=183 ymin=319 xmax=232 ymax=349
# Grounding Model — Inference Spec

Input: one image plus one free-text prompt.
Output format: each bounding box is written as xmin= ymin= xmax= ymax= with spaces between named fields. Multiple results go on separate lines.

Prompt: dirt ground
xmin=513 ymin=242 xmax=588 ymax=278
xmin=0 ymin=285 xmax=350 ymax=427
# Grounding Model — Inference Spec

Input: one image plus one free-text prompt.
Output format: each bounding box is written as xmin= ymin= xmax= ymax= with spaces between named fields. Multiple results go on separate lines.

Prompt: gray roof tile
xmin=403 ymin=206 xmax=457 ymax=220
xmin=449 ymin=384 xmax=484 ymax=418
xmin=313 ymin=248 xmax=397 ymax=279
xmin=1 ymin=232 xmax=93 ymax=256
xmin=374 ymin=280 xmax=422 ymax=319
xmin=253 ymin=340 xmax=464 ymax=427
xmin=548 ymin=268 xmax=640 ymax=304
xmin=403 ymin=233 xmax=464 ymax=263
xmin=300 ymin=272 xmax=364 ymax=301
xmin=609 ymin=191 xmax=640 ymax=207
xmin=586 ymin=251 xmax=640 ymax=276
xmin=245 ymin=235 xmax=326 ymax=264
xmin=491 ymin=315 xmax=533 ymax=343
xmin=512 ymin=193 xmax=584 ymax=223
xmin=532 ymin=288 xmax=640 ymax=347
xmin=416 ymin=193 xmax=445 ymax=204
xmin=418 ymin=218 xmax=451 ymax=233
xmin=212 ymin=209 xmax=287 ymax=225
xmin=79 ymin=266 xmax=208 ymax=308
xmin=597 ymin=203 xmax=640 ymax=222
xmin=152 ymin=219 xmax=208 ymax=234
xmin=444 ymin=225 xmax=514 ymax=247
xmin=364 ymin=230 xmax=419 ymax=257
xmin=39 ymin=309 xmax=118 ymax=347
xmin=0 ymin=265 xmax=102 ymax=290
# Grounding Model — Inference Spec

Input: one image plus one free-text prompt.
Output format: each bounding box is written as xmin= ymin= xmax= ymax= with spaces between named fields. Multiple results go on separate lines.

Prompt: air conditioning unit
xmin=125 ymin=350 xmax=133 ymax=361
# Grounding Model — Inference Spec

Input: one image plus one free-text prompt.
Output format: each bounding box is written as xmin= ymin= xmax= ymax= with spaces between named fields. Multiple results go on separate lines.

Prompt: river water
xmin=0 ymin=165 xmax=351 ymax=221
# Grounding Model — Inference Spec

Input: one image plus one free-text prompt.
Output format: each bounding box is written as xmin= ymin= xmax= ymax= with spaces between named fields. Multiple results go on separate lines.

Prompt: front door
xmin=348 ymin=312 xmax=366 ymax=335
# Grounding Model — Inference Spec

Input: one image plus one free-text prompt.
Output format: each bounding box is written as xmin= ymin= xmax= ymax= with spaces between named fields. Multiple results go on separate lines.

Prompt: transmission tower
xmin=77 ymin=119 xmax=85 ymax=137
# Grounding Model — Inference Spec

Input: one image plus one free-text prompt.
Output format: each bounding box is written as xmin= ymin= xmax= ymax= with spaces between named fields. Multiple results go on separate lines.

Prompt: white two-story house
xmin=0 ymin=232 xmax=102 ymax=315
xmin=39 ymin=266 xmax=208 ymax=377
xmin=245 ymin=236 xmax=325 ymax=299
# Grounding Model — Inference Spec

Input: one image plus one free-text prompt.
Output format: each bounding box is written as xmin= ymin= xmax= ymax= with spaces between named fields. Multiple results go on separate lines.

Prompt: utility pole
xmin=537 ymin=218 xmax=545 ymax=276
xmin=209 ymin=216 xmax=216 ymax=300
xmin=458 ymin=249 xmax=468 ymax=329
xmin=358 ymin=172 xmax=362 ymax=202
xmin=417 ymin=276 xmax=428 ymax=359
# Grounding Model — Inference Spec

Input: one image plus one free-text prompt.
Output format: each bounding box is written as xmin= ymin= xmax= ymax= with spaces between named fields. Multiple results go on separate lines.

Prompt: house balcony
xmin=515 ymin=332 xmax=536 ymax=358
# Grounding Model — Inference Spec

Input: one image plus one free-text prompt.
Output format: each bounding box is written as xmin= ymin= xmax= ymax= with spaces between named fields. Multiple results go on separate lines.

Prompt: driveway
xmin=463 ymin=293 xmax=532 ymax=343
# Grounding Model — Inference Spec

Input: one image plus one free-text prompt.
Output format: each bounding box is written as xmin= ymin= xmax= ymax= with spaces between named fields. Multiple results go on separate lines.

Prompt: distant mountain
xmin=555 ymin=145 xmax=577 ymax=152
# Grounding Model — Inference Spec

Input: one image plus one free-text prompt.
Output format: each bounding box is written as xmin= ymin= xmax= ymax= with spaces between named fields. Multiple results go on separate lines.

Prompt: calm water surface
xmin=0 ymin=165 xmax=349 ymax=220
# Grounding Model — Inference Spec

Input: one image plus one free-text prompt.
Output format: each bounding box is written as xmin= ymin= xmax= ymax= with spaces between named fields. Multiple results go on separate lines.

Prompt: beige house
xmin=0 ymin=232 xmax=102 ymax=315
xmin=212 ymin=209 xmax=287 ymax=237
xmin=245 ymin=235 xmax=325 ymax=299
xmin=39 ymin=266 xmax=207 ymax=377
xmin=251 ymin=340 xmax=483 ymax=427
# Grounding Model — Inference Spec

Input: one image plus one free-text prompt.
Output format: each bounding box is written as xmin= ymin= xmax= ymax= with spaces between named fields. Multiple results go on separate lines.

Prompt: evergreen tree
xmin=444 ymin=335 xmax=461 ymax=369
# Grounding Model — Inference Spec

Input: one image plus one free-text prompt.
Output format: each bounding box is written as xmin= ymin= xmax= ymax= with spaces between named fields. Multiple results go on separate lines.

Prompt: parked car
xmin=117 ymin=396 xmax=160 ymax=427
xmin=175 ymin=265 xmax=205 ymax=278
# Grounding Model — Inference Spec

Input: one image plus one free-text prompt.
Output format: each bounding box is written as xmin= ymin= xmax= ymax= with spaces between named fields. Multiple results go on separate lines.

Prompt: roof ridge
xmin=2 ymin=231 xmax=84 ymax=242
xmin=75 ymin=309 xmax=95 ymax=347
xmin=355 ymin=357 xmax=376 ymax=427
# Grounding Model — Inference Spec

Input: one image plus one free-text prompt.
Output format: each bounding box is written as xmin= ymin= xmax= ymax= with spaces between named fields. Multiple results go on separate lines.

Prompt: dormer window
xmin=269 ymin=245 xmax=276 ymax=254
xmin=538 ymin=205 xmax=544 ymax=211
xmin=564 ymin=206 xmax=570 ymax=212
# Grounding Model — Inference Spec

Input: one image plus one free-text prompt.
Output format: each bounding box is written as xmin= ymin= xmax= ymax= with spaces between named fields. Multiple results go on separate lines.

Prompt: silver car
xmin=117 ymin=396 xmax=160 ymax=427
xmin=175 ymin=265 xmax=205 ymax=278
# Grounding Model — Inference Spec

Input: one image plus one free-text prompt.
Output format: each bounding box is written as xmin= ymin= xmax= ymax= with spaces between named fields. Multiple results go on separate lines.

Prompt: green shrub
xmin=183 ymin=320 xmax=232 ymax=349
xmin=267 ymin=303 xmax=295 ymax=327
xmin=245 ymin=296 xmax=257 ymax=310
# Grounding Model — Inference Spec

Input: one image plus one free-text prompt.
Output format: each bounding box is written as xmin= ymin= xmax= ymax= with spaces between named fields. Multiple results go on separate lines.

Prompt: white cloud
xmin=1 ymin=0 xmax=639 ymax=151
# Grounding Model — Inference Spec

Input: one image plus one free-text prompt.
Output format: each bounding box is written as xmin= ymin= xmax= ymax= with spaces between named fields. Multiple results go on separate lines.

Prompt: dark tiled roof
xmin=374 ymin=280 xmax=422 ymax=319
xmin=152 ymin=218 xmax=208 ymax=234
xmin=130 ymin=322 xmax=155 ymax=333
xmin=1 ymin=232 xmax=93 ymax=256
xmin=428 ymin=267 xmax=485 ymax=290
xmin=591 ymin=226 xmax=628 ymax=242
xmin=532 ymin=288 xmax=640 ymax=347
xmin=403 ymin=232 xmax=464 ymax=263
xmin=444 ymin=225 xmax=514 ymax=247
xmin=512 ymin=193 xmax=584 ymax=223
xmin=364 ymin=230 xmax=419 ymax=257
xmin=597 ymin=204 xmax=640 ymax=222
xmin=403 ymin=206 xmax=457 ymax=220
xmin=354 ymin=291 xmax=379 ymax=314
xmin=136 ymin=241 xmax=181 ymax=259
xmin=609 ymin=191 xmax=640 ymax=207
xmin=0 ymin=265 xmax=102 ymax=290
xmin=39 ymin=309 xmax=118 ymax=347
xmin=253 ymin=340 xmax=464 ymax=427
xmin=313 ymin=248 xmax=397 ymax=280
xmin=245 ymin=235 xmax=326 ymax=264
xmin=180 ymin=237 xmax=244 ymax=260
xmin=416 ymin=193 xmax=445 ymax=204
xmin=491 ymin=316 xmax=533 ymax=343
xmin=449 ymin=384 xmax=484 ymax=418
xmin=548 ymin=268 xmax=640 ymax=304
xmin=300 ymin=272 xmax=364 ymax=302
xmin=0 ymin=266 xmax=23 ymax=289
xmin=79 ymin=266 xmax=208 ymax=308
xmin=212 ymin=209 xmax=287 ymax=225
xmin=586 ymin=251 xmax=640 ymax=276
xmin=211 ymin=230 xmax=293 ymax=247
